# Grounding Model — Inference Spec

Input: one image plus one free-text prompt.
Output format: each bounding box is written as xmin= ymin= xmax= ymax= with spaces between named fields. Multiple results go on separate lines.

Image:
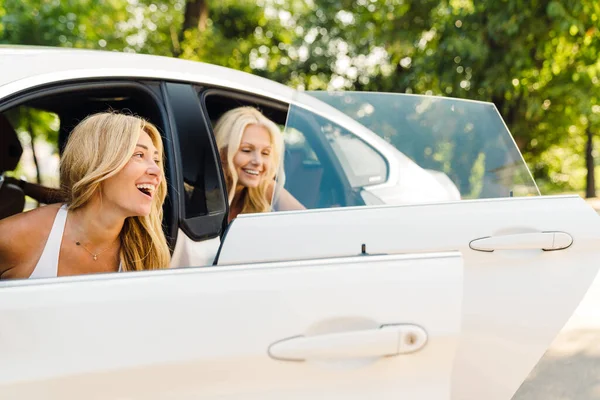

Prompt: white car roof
xmin=0 ymin=45 xmax=297 ymax=103
xmin=0 ymin=46 xmax=402 ymax=161
xmin=0 ymin=46 xmax=502 ymax=199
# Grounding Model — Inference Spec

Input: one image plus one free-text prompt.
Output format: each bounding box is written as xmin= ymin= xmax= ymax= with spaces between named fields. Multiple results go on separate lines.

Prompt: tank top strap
xmin=30 ymin=204 xmax=68 ymax=279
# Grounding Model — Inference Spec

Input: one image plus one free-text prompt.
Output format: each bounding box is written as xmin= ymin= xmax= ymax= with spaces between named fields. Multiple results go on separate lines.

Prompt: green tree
xmin=271 ymin=0 xmax=600 ymax=195
xmin=2 ymin=0 xmax=600 ymax=195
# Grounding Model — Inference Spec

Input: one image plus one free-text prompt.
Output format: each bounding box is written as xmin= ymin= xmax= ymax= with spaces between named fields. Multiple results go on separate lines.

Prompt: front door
xmin=0 ymin=250 xmax=463 ymax=399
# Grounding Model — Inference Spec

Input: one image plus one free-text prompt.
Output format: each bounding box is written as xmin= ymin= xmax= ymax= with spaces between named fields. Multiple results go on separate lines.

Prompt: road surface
xmin=512 ymin=270 xmax=600 ymax=399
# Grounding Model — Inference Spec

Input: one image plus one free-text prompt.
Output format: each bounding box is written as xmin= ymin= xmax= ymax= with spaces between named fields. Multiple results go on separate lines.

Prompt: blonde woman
xmin=0 ymin=112 xmax=170 ymax=279
xmin=214 ymin=106 xmax=304 ymax=222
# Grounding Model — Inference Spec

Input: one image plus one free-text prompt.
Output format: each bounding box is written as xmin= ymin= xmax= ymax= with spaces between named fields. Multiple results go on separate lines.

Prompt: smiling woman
xmin=213 ymin=107 xmax=304 ymax=222
xmin=0 ymin=112 xmax=171 ymax=279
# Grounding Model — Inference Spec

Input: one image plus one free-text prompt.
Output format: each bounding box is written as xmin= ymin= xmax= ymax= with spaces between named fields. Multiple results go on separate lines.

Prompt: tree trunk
xmin=182 ymin=0 xmax=208 ymax=35
xmin=27 ymin=117 xmax=41 ymax=207
xmin=586 ymin=125 xmax=596 ymax=198
xmin=175 ymin=0 xmax=209 ymax=57
xmin=27 ymin=122 xmax=41 ymax=186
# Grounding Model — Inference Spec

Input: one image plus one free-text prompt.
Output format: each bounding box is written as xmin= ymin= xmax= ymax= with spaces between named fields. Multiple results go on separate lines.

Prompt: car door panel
xmin=170 ymin=229 xmax=221 ymax=267
xmin=0 ymin=252 xmax=463 ymax=400
xmin=217 ymin=195 xmax=600 ymax=400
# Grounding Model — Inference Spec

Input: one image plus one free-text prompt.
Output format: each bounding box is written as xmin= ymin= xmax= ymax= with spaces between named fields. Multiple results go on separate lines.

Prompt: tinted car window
xmin=322 ymin=123 xmax=387 ymax=188
xmin=308 ymin=92 xmax=538 ymax=200
xmin=276 ymin=92 xmax=538 ymax=211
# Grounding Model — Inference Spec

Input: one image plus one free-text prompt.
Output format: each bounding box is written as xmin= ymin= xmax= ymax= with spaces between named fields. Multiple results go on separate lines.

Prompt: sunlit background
xmin=1 ymin=0 xmax=600 ymax=196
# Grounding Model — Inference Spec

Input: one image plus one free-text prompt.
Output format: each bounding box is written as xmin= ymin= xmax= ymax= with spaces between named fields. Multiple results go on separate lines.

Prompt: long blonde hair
xmin=214 ymin=107 xmax=285 ymax=214
xmin=59 ymin=112 xmax=170 ymax=271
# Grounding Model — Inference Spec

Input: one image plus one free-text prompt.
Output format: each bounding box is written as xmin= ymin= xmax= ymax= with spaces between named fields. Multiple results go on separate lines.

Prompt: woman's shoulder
xmin=0 ymin=203 xmax=63 ymax=231
xmin=0 ymin=204 xmax=63 ymax=268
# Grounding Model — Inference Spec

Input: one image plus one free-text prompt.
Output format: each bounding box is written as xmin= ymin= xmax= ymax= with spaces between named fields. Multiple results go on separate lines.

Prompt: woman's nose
xmin=147 ymin=161 xmax=161 ymax=177
xmin=251 ymin=153 xmax=262 ymax=165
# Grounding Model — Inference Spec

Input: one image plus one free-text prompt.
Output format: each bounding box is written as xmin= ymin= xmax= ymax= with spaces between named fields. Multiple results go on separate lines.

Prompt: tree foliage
xmin=1 ymin=0 xmax=599 ymax=194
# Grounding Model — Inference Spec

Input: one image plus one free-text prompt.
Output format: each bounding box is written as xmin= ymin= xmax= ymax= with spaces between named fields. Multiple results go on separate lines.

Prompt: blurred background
xmin=3 ymin=3 xmax=600 ymax=398
xmin=1 ymin=0 xmax=600 ymax=198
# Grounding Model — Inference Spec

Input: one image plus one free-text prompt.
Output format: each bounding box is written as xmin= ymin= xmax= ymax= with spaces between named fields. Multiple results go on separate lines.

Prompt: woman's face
xmin=101 ymin=129 xmax=162 ymax=217
xmin=232 ymin=124 xmax=273 ymax=189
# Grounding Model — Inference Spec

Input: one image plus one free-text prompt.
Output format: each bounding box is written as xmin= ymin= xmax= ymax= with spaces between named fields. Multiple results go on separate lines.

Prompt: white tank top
xmin=29 ymin=204 xmax=122 ymax=279
xmin=30 ymin=204 xmax=68 ymax=279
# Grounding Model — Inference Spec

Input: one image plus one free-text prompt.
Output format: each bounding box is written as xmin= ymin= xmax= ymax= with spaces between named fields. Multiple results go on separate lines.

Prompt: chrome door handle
xmin=469 ymin=232 xmax=573 ymax=252
xmin=268 ymin=324 xmax=427 ymax=362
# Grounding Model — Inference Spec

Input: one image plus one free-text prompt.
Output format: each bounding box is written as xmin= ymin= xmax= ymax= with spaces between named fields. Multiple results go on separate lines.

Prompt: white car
xmin=0 ymin=46 xmax=599 ymax=400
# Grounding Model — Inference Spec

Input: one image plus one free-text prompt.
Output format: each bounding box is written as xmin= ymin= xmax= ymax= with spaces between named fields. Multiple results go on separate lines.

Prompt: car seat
xmin=284 ymin=148 xmax=324 ymax=209
xmin=0 ymin=114 xmax=25 ymax=220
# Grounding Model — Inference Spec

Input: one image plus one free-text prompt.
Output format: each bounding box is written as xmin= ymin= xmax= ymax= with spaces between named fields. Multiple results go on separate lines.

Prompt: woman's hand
xmin=269 ymin=181 xmax=305 ymax=212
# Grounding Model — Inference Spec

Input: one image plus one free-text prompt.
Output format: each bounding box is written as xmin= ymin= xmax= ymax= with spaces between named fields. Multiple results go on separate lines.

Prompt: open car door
xmin=216 ymin=92 xmax=600 ymax=400
xmin=219 ymin=195 xmax=600 ymax=400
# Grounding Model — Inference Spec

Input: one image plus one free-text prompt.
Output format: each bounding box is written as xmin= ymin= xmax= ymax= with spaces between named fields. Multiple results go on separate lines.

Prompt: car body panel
xmin=0 ymin=252 xmax=463 ymax=400
xmin=170 ymin=229 xmax=221 ymax=267
xmin=218 ymin=195 xmax=600 ymax=400
xmin=0 ymin=46 xmax=296 ymax=103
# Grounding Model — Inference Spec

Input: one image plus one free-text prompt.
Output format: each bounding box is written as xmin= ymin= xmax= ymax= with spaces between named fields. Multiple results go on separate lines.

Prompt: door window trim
xmin=163 ymin=82 xmax=228 ymax=242
xmin=0 ymin=79 xmax=179 ymax=247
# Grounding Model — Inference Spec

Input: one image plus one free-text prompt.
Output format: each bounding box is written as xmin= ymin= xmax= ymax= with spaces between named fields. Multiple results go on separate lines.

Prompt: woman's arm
xmin=268 ymin=180 xmax=305 ymax=212
xmin=276 ymin=187 xmax=306 ymax=211
xmin=0 ymin=212 xmax=32 ymax=279
xmin=4 ymin=177 xmax=64 ymax=204
xmin=0 ymin=205 xmax=59 ymax=279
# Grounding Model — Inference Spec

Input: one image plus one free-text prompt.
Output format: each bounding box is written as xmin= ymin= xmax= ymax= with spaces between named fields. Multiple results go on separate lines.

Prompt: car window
xmin=320 ymin=122 xmax=387 ymax=188
xmin=2 ymin=106 xmax=61 ymax=210
xmin=282 ymin=110 xmax=364 ymax=209
xmin=281 ymin=127 xmax=324 ymax=209
xmin=276 ymin=92 xmax=539 ymax=210
xmin=200 ymin=90 xmax=362 ymax=212
xmin=0 ymin=80 xmax=181 ymax=279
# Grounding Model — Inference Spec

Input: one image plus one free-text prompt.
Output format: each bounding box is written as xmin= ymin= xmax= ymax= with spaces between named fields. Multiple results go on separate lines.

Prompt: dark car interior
xmin=27 ymin=84 xmax=166 ymax=157
xmin=0 ymin=113 xmax=25 ymax=220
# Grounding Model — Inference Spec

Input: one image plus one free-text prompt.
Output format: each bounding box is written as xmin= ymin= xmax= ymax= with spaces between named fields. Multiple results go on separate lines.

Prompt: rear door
xmin=218 ymin=195 xmax=600 ymax=400
xmin=0 ymin=251 xmax=463 ymax=399
xmin=216 ymin=92 xmax=600 ymax=400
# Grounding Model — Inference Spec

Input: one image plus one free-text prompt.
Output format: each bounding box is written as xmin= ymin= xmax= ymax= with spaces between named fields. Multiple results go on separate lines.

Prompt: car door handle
xmin=268 ymin=324 xmax=427 ymax=362
xmin=469 ymin=232 xmax=573 ymax=252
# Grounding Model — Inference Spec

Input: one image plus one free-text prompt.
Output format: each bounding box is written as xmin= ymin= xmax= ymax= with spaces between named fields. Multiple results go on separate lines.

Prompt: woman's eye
xmin=241 ymin=148 xmax=251 ymax=153
xmin=133 ymin=153 xmax=144 ymax=158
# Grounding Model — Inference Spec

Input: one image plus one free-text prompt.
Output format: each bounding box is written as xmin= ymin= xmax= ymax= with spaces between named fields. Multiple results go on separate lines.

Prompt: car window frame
xmin=0 ymin=79 xmax=180 ymax=248
xmin=163 ymin=82 xmax=229 ymax=242
xmin=198 ymin=88 xmax=364 ymax=211
xmin=198 ymin=87 xmax=290 ymax=207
